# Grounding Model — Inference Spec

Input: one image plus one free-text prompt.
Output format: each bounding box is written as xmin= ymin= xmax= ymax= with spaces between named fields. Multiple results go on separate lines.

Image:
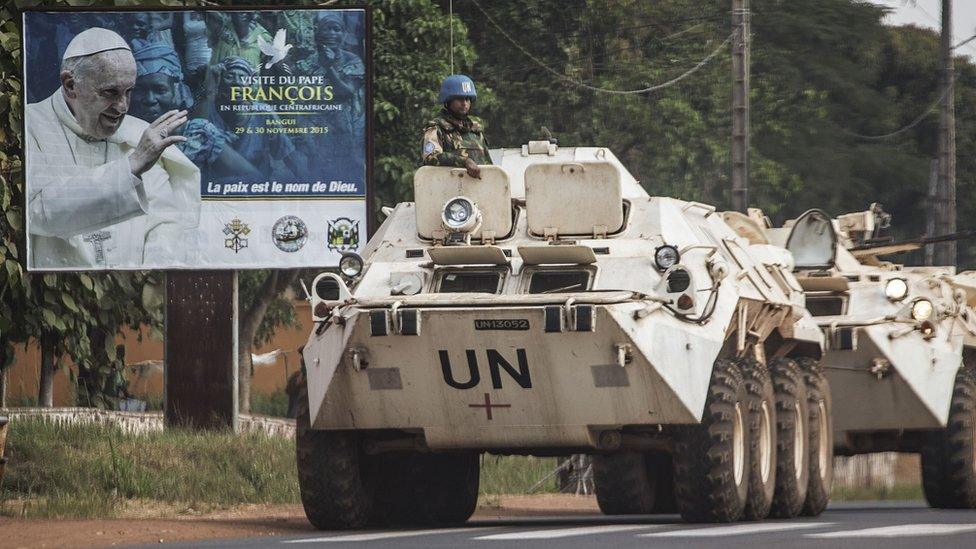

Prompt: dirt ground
xmin=0 ymin=495 xmax=599 ymax=549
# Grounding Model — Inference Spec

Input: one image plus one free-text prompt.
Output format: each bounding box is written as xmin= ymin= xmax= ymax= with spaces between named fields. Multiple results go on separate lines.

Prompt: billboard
xmin=22 ymin=7 xmax=370 ymax=270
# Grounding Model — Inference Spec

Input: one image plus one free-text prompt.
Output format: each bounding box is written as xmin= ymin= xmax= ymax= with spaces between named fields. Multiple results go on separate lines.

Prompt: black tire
xmin=921 ymin=365 xmax=976 ymax=509
xmin=419 ymin=452 xmax=480 ymax=524
xmin=296 ymin=391 xmax=375 ymax=529
xmin=674 ymin=358 xmax=751 ymax=522
xmin=297 ymin=388 xmax=479 ymax=528
xmin=769 ymin=357 xmax=810 ymax=518
xmin=741 ymin=358 xmax=777 ymax=521
xmin=594 ymin=452 xmax=657 ymax=514
xmin=648 ymin=452 xmax=678 ymax=513
xmin=381 ymin=451 xmax=480 ymax=525
xmin=799 ymin=358 xmax=833 ymax=517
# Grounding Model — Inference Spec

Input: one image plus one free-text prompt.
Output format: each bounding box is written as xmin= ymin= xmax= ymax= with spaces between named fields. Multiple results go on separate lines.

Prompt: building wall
xmin=3 ymin=301 xmax=313 ymax=406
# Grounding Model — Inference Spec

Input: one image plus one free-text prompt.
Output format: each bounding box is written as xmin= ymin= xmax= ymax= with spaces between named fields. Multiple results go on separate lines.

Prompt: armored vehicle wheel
xmin=799 ymin=359 xmax=833 ymax=517
xmin=921 ymin=365 xmax=976 ymax=509
xmin=297 ymin=392 xmax=479 ymax=528
xmin=769 ymin=357 xmax=810 ymax=518
xmin=674 ymin=358 xmax=751 ymax=522
xmin=594 ymin=452 xmax=657 ymax=514
xmin=378 ymin=451 xmax=480 ymax=525
xmin=741 ymin=359 xmax=777 ymax=521
xmin=648 ymin=452 xmax=678 ymax=513
xmin=296 ymin=396 xmax=375 ymax=529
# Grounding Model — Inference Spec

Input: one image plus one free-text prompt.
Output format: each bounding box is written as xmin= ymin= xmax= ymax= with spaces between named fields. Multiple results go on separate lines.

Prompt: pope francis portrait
xmin=26 ymin=27 xmax=201 ymax=269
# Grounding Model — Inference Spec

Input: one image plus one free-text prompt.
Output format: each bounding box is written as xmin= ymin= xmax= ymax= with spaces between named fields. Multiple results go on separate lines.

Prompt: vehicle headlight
xmin=911 ymin=299 xmax=934 ymax=321
xmin=654 ymin=244 xmax=680 ymax=271
xmin=441 ymin=196 xmax=480 ymax=232
xmin=884 ymin=278 xmax=909 ymax=302
xmin=339 ymin=252 xmax=364 ymax=278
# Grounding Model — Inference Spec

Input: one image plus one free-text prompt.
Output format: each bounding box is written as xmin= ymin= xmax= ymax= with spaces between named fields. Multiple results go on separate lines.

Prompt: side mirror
xmin=311 ymin=273 xmax=352 ymax=321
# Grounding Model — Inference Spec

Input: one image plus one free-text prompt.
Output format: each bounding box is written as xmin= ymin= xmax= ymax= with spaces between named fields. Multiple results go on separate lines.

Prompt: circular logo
xmin=272 ymin=215 xmax=308 ymax=252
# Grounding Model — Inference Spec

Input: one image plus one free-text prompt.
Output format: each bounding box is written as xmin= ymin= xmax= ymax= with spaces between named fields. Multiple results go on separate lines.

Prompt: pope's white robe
xmin=26 ymin=89 xmax=201 ymax=269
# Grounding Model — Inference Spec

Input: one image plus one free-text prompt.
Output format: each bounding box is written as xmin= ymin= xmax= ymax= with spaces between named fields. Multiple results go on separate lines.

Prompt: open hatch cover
xmin=427 ymin=245 xmax=509 ymax=265
xmin=787 ymin=209 xmax=837 ymax=269
xmin=517 ymin=245 xmax=597 ymax=265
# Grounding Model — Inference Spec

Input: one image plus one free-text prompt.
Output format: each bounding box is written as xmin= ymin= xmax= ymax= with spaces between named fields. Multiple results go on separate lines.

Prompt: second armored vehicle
xmin=725 ymin=205 xmax=976 ymax=508
xmin=299 ymin=142 xmax=831 ymax=527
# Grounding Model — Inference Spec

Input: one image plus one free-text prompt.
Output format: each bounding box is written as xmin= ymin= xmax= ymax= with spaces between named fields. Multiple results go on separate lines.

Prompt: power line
xmin=476 ymin=14 xmax=720 ymax=73
xmin=907 ymin=0 xmax=941 ymax=26
xmin=469 ymin=0 xmax=732 ymax=96
xmin=476 ymin=23 xmax=715 ymax=80
xmin=904 ymin=1 xmax=976 ymax=55
xmin=838 ymin=86 xmax=948 ymax=140
xmin=954 ymin=32 xmax=976 ymax=50
xmin=458 ymin=2 xmax=724 ymax=81
xmin=460 ymin=4 xmax=723 ymax=44
xmin=492 ymin=15 xmax=719 ymax=43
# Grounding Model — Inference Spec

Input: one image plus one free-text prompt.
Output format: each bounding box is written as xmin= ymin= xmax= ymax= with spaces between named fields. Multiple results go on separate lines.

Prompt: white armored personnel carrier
xmin=724 ymin=204 xmax=976 ymax=509
xmin=298 ymin=142 xmax=830 ymax=528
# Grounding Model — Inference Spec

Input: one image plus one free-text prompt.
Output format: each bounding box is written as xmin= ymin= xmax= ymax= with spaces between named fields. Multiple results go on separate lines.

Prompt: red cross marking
xmin=468 ymin=392 xmax=511 ymax=420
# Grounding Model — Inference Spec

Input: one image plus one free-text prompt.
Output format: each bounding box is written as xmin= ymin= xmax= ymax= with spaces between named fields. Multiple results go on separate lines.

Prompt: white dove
xmin=258 ymin=28 xmax=292 ymax=69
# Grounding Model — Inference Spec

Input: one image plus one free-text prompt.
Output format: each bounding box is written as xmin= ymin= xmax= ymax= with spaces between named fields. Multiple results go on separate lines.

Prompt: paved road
xmin=146 ymin=502 xmax=976 ymax=549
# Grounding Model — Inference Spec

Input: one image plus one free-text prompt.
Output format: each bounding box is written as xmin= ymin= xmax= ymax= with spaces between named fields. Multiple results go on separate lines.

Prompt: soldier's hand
xmin=130 ymin=110 xmax=188 ymax=177
xmin=465 ymin=158 xmax=482 ymax=179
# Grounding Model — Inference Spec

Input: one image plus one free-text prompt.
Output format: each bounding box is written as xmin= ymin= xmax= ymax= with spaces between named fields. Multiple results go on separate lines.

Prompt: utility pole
xmin=731 ymin=0 xmax=750 ymax=212
xmin=933 ymin=0 xmax=956 ymax=265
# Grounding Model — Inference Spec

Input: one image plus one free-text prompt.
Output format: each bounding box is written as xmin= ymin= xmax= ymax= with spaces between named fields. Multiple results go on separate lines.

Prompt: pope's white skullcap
xmin=62 ymin=27 xmax=131 ymax=61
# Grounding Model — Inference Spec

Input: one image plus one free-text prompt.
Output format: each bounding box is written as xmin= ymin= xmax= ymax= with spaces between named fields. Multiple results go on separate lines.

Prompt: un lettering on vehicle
xmin=439 ymin=348 xmax=532 ymax=389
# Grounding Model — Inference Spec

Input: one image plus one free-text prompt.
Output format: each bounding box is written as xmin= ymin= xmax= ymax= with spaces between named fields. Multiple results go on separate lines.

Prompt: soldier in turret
xmin=421 ymin=74 xmax=491 ymax=179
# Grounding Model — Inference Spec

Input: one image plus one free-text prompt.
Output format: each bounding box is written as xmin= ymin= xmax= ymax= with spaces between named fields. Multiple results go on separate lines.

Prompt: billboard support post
xmin=164 ymin=271 xmax=239 ymax=431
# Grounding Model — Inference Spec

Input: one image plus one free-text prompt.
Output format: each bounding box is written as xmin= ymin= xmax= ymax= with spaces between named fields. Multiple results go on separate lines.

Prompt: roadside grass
xmin=832 ymin=483 xmax=923 ymax=501
xmin=0 ymin=418 xmax=299 ymax=518
xmin=0 ymin=421 xmax=557 ymax=519
xmin=1 ymin=417 xmax=919 ymax=519
xmin=480 ymin=455 xmax=559 ymax=495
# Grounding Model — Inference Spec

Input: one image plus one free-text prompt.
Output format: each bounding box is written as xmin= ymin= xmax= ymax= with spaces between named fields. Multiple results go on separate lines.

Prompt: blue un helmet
xmin=438 ymin=74 xmax=478 ymax=104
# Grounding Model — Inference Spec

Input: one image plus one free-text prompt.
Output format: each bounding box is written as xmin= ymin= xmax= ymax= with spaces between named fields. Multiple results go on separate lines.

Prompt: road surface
xmin=136 ymin=502 xmax=976 ymax=549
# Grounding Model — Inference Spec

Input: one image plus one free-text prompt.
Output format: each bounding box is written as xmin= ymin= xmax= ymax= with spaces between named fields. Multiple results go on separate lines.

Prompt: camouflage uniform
xmin=421 ymin=109 xmax=492 ymax=167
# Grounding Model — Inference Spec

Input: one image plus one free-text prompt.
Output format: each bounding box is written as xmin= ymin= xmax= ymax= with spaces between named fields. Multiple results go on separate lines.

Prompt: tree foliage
xmin=2 ymin=1 xmax=167 ymax=409
xmin=451 ymin=0 xmax=976 ymax=265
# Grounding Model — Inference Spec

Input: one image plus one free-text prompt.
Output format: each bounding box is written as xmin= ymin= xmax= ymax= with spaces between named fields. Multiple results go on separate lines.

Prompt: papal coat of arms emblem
xmin=223 ymin=218 xmax=250 ymax=253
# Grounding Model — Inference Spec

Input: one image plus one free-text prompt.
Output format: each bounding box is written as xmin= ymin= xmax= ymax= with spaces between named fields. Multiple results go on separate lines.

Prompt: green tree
xmin=2 ymin=1 xmax=165 ymax=408
xmin=451 ymin=0 xmax=976 ymax=267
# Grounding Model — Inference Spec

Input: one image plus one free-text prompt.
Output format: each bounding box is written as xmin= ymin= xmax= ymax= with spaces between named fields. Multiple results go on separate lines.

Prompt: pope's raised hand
xmin=129 ymin=110 xmax=189 ymax=177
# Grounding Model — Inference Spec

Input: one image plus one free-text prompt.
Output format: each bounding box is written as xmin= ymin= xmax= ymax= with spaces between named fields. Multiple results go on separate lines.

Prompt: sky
xmin=868 ymin=0 xmax=976 ymax=58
